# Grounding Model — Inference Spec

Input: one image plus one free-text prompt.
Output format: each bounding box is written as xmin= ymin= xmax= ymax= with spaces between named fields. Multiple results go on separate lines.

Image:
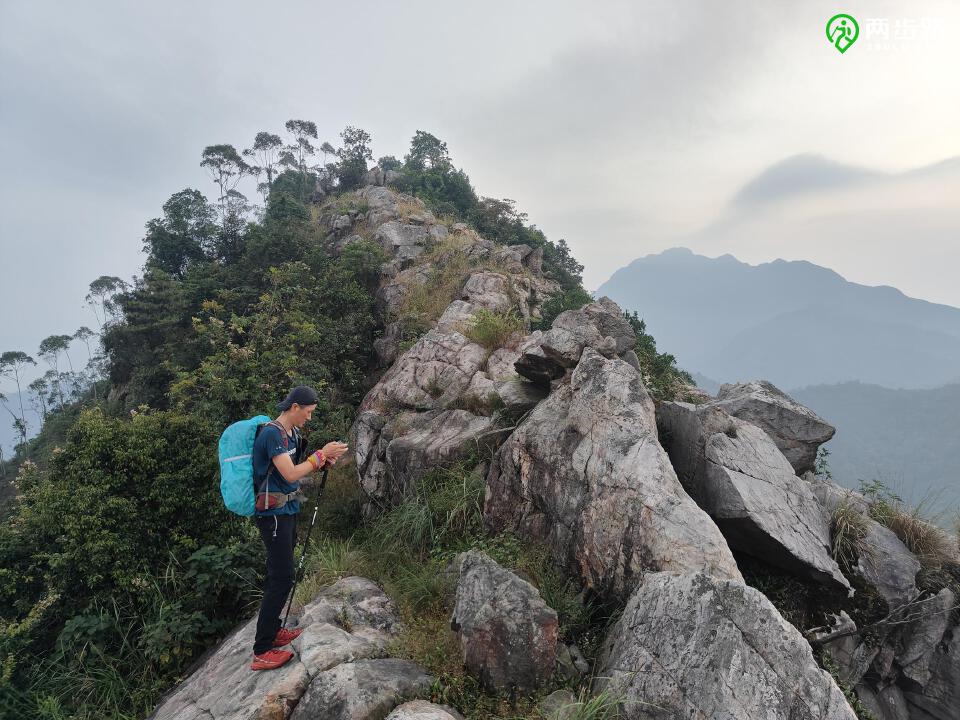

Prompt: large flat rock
xmin=658 ymin=400 xmax=850 ymax=592
xmin=149 ymin=578 xmax=401 ymax=720
xmin=713 ymin=380 xmax=835 ymax=475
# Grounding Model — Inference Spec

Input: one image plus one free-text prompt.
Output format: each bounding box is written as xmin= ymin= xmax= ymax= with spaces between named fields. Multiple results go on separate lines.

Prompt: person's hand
xmin=321 ymin=440 xmax=349 ymax=465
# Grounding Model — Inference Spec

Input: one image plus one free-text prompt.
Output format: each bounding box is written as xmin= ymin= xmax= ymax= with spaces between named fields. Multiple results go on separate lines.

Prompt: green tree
xmin=38 ymin=336 xmax=74 ymax=408
xmin=101 ymin=268 xmax=196 ymax=409
xmin=28 ymin=376 xmax=48 ymax=423
xmin=377 ymin=155 xmax=401 ymax=171
xmin=74 ymin=326 xmax=100 ymax=401
xmin=623 ymin=311 xmax=694 ymax=400
xmin=320 ymin=140 xmax=336 ymax=165
xmin=243 ymin=131 xmax=283 ymax=194
xmin=335 ymin=125 xmax=373 ymax=191
xmin=200 ymin=144 xmax=251 ymax=217
xmin=0 ymin=351 xmax=35 ymax=441
xmin=285 ymin=119 xmax=318 ymax=172
xmin=85 ymin=275 xmax=128 ymax=330
xmin=404 ymin=130 xmax=451 ymax=171
xmin=143 ymin=189 xmax=217 ymax=277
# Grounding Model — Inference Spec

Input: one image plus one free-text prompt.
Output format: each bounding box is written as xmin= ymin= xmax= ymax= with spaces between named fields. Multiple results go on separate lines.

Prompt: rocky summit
xmin=150 ymin=178 xmax=957 ymax=720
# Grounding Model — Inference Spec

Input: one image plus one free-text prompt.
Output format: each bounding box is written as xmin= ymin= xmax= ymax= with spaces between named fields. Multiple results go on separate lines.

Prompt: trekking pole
xmin=282 ymin=466 xmax=327 ymax=628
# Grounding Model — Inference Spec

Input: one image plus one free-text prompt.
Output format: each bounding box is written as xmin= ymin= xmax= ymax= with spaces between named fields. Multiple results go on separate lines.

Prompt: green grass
xmin=830 ymin=499 xmax=870 ymax=573
xmin=861 ymin=479 xmax=960 ymax=596
xmin=287 ymin=457 xmax=614 ymax=719
xmin=463 ymin=309 xmax=524 ymax=350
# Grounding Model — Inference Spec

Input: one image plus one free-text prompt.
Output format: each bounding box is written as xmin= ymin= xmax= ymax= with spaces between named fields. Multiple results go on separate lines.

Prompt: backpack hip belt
xmin=255 ymin=489 xmax=307 ymax=512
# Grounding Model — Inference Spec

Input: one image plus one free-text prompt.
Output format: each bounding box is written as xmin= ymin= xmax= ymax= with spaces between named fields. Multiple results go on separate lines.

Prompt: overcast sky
xmin=2 ymin=0 xmax=959 ymax=395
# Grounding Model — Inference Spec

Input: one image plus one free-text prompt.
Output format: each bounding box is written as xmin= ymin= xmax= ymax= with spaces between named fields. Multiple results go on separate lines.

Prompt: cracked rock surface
xmin=658 ymin=400 xmax=850 ymax=592
xmin=148 ymin=578 xmax=425 ymax=720
xmin=485 ymin=348 xmax=741 ymax=602
xmin=597 ymin=572 xmax=858 ymax=720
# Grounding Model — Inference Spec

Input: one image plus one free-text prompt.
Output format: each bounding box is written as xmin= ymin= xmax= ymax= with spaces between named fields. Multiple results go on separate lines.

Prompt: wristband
xmin=308 ymin=450 xmax=326 ymax=470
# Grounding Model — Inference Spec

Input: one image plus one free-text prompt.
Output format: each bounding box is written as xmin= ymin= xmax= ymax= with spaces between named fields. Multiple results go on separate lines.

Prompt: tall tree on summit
xmin=336 ymin=126 xmax=373 ymax=191
xmin=201 ymin=144 xmax=251 ymax=217
xmin=285 ymin=119 xmax=318 ymax=173
xmin=0 ymin=351 xmax=35 ymax=444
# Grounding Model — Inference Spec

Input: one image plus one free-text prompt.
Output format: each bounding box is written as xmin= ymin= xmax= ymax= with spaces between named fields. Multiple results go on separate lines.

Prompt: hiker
xmin=250 ymin=385 xmax=348 ymax=671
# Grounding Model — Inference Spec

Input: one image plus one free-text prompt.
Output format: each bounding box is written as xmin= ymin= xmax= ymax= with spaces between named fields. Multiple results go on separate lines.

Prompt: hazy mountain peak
xmin=597 ymin=248 xmax=960 ymax=391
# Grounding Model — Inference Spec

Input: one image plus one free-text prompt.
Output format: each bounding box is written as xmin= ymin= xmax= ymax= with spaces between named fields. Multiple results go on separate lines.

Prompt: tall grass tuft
xmin=830 ymin=499 xmax=870 ymax=572
xmin=463 ymin=309 xmax=524 ymax=350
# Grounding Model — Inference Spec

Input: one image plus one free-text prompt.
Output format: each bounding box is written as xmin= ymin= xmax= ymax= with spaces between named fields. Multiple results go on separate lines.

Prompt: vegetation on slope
xmin=1 ymin=121 xmax=661 ymax=719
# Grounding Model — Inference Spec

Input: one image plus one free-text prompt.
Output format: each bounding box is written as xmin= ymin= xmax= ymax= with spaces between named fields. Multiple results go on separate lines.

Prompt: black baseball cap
xmin=277 ymin=385 xmax=320 ymax=410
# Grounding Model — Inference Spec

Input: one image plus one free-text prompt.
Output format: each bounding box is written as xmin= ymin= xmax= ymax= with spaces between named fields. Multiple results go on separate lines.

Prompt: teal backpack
xmin=218 ymin=415 xmax=272 ymax=516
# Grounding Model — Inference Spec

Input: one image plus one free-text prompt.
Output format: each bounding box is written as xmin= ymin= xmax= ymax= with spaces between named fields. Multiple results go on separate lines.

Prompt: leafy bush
xmin=0 ymin=408 xmax=261 ymax=716
xmin=622 ymin=311 xmax=694 ymax=400
xmin=533 ymin=287 xmax=593 ymax=331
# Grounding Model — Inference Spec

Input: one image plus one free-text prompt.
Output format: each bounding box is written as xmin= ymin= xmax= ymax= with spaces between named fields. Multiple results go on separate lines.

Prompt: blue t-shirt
xmin=253 ymin=422 xmax=302 ymax=516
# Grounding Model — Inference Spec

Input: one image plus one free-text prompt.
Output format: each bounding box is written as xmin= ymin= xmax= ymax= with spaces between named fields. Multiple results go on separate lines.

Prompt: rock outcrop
xmin=290 ymin=658 xmax=433 ymax=720
xmin=149 ymin=577 xmax=428 ymax=720
xmin=385 ymin=701 xmax=465 ymax=720
xmin=804 ymin=473 xmax=921 ymax=609
xmin=486 ymin=347 xmax=742 ymax=602
xmin=713 ymin=379 xmax=835 ymax=475
xmin=347 ymin=185 xmax=560 ymax=507
xmin=657 ymin=400 xmax=850 ymax=592
xmin=598 ymin=572 xmax=858 ymax=720
xmin=450 ymin=551 xmax=558 ymax=692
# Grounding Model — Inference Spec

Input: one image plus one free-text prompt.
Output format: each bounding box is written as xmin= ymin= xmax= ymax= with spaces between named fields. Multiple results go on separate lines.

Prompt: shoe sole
xmin=250 ymin=660 xmax=291 ymax=671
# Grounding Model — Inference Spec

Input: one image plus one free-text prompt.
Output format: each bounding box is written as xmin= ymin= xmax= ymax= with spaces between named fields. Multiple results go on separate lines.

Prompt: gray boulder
xmin=856 ymin=684 xmax=910 ymax=720
xmin=450 ymin=551 xmax=558 ymax=692
xmin=713 ymin=380 xmax=836 ymax=475
xmin=460 ymin=271 xmax=516 ymax=314
xmin=598 ymin=572 xmax=858 ymax=720
xmin=857 ymin=521 xmax=921 ymax=610
xmin=360 ymin=330 xmax=488 ymax=414
xmin=374 ymin=221 xmax=433 ymax=264
xmin=385 ymin=701 xmax=464 ymax=720
xmin=903 ymin=622 xmax=959 ymax=720
xmin=356 ymin=408 xmax=500 ymax=505
xmin=539 ymin=690 xmax=579 ymax=720
xmin=290 ymin=658 xmax=433 ymax=720
xmin=149 ymin=578 xmax=401 ymax=720
xmin=804 ymin=475 xmax=919 ymax=608
xmin=657 ymin=400 xmax=850 ymax=592
xmin=899 ymin=588 xmax=955 ymax=688
xmin=581 ymin=297 xmax=637 ymax=354
xmin=814 ymin=612 xmax=878 ymax=687
xmin=485 ymin=348 xmax=741 ymax=603
xmin=514 ymin=299 xmax=632 ymax=387
xmin=495 ymin=377 xmax=548 ymax=414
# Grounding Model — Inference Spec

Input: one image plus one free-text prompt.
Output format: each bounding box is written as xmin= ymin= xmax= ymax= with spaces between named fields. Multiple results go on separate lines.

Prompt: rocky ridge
xmin=153 ymin=179 xmax=957 ymax=720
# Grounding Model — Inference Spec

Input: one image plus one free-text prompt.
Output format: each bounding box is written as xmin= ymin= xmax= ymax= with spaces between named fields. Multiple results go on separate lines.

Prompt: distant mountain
xmin=792 ymin=382 xmax=960 ymax=518
xmin=597 ymin=247 xmax=960 ymax=390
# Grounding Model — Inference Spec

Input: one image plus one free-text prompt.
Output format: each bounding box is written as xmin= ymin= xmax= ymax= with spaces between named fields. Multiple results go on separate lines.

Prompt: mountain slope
xmin=793 ymin=381 xmax=960 ymax=517
xmin=596 ymin=247 xmax=960 ymax=389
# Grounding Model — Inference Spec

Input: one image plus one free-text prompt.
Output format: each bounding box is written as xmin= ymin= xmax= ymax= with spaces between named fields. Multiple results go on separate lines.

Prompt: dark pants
xmin=253 ymin=513 xmax=297 ymax=654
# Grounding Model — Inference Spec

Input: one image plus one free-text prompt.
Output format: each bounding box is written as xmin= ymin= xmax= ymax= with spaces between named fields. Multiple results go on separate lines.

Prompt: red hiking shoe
xmin=250 ymin=648 xmax=294 ymax=671
xmin=273 ymin=626 xmax=303 ymax=648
